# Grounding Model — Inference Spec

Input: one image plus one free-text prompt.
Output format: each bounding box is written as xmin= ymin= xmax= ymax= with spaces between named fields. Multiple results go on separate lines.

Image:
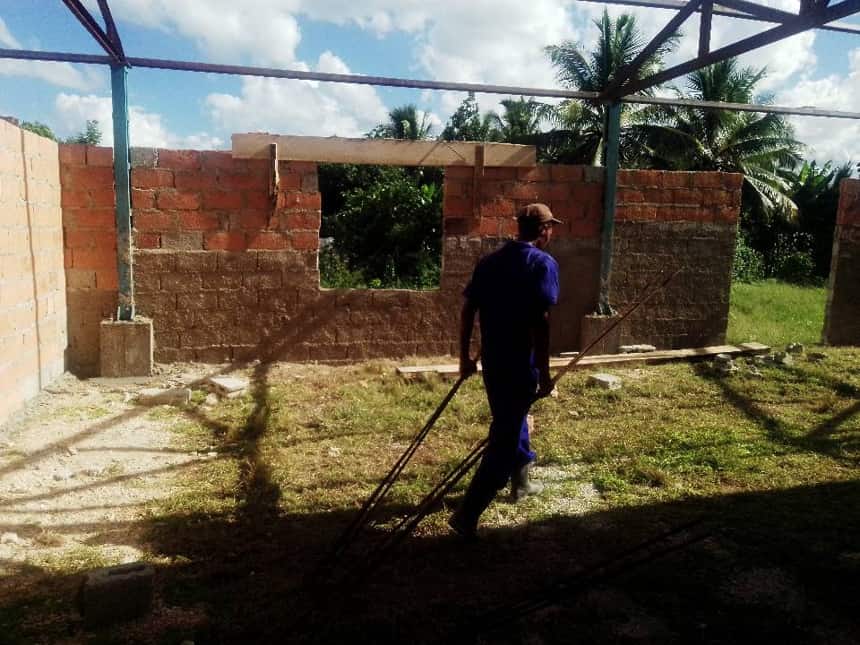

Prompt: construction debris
xmin=767 ymin=352 xmax=795 ymax=367
xmin=137 ymin=387 xmax=192 ymax=406
xmin=206 ymin=376 xmax=249 ymax=398
xmin=786 ymin=342 xmax=805 ymax=354
xmin=619 ymin=344 xmax=657 ymax=353
xmin=714 ymin=353 xmax=739 ymax=375
xmin=77 ymin=562 xmax=155 ymax=627
xmin=589 ymin=373 xmax=622 ymax=390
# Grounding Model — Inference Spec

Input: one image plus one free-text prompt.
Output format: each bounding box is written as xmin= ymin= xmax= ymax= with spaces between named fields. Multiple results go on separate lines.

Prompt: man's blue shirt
xmin=464 ymin=241 xmax=560 ymax=380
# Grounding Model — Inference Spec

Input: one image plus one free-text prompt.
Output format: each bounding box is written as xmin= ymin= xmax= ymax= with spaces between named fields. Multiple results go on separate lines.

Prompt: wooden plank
xmin=231 ymin=133 xmax=536 ymax=167
xmin=396 ymin=343 xmax=770 ymax=377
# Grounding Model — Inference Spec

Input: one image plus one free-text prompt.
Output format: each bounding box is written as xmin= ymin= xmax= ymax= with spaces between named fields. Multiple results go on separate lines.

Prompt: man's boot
xmin=449 ymin=473 xmax=498 ymax=540
xmin=510 ymin=463 xmax=544 ymax=502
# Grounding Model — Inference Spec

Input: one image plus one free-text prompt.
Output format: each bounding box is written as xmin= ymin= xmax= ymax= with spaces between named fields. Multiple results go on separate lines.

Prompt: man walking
xmin=450 ymin=203 xmax=561 ymax=539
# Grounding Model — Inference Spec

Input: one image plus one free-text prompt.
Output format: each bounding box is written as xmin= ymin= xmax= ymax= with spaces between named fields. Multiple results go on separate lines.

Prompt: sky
xmin=0 ymin=0 xmax=858 ymax=164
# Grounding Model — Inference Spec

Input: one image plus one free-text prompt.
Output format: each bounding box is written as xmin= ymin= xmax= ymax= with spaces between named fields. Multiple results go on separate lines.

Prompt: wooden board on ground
xmin=232 ymin=133 xmax=536 ymax=167
xmin=396 ymin=342 xmax=771 ymax=377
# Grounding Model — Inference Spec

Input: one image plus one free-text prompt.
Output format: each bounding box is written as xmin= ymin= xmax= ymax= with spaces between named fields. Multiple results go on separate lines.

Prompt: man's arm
xmin=459 ymin=299 xmax=478 ymax=378
xmin=534 ymin=310 xmax=553 ymax=398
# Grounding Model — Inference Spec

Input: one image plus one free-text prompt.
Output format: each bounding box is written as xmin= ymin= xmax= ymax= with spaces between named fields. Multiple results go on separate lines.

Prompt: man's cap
xmin=516 ymin=203 xmax=563 ymax=225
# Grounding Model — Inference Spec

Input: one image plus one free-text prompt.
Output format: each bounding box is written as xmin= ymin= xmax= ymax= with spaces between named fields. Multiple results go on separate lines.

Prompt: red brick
xmin=284 ymin=211 xmax=321 ymax=230
xmin=568 ymin=217 xmax=601 ymax=238
xmin=576 ymin=183 xmax=604 ymax=204
xmin=278 ymin=173 xmax=302 ymax=191
xmin=279 ymin=191 xmax=321 ymax=210
xmin=64 ymin=251 xmax=73 ymax=269
xmin=444 ymin=166 xmax=473 ymax=180
xmin=157 ymin=149 xmax=201 ymax=171
xmin=483 ymin=167 xmax=517 ymax=180
xmin=96 ymin=269 xmax=119 ymax=290
xmin=59 ymin=144 xmax=86 ymax=166
xmin=443 ymin=194 xmax=473 ymax=218
xmin=174 ymin=171 xmax=218 ymax=191
xmin=620 ymin=169 xmax=660 ymax=188
xmin=131 ymin=168 xmax=174 ymax=188
xmin=65 ymin=268 xmax=96 ymax=289
xmin=61 ymin=190 xmax=90 ymax=208
xmin=500 ymin=218 xmax=518 ymax=238
xmin=714 ymin=206 xmax=738 ymax=223
xmin=550 ymin=165 xmax=585 ymax=182
xmin=701 ymin=188 xmax=733 ymax=207
xmin=538 ymin=183 xmax=571 ymax=202
xmin=86 ymin=146 xmax=113 ymax=167
xmin=65 ymin=229 xmax=116 ymax=250
xmin=284 ymin=161 xmax=316 ymax=174
xmin=219 ymin=172 xmax=268 ymax=191
xmin=507 ymin=182 xmax=540 ymax=201
xmin=73 ymin=247 xmax=116 ymax=270
xmin=204 ymin=231 xmax=246 ymax=251
xmin=131 ymin=188 xmax=155 ymax=209
xmin=673 ymin=189 xmax=703 ymax=206
xmin=203 ymin=190 xmax=243 ymax=210
xmin=157 ymin=190 xmax=201 ymax=210
xmin=444 ymin=218 xmax=470 ymax=235
xmin=134 ymin=210 xmax=176 ymax=231
xmin=479 ymin=217 xmax=502 ymax=236
xmin=134 ymin=232 xmax=160 ymax=249
xmin=179 ymin=211 xmax=220 ymax=230
xmin=62 ymin=165 xmax=114 ymax=190
xmin=550 ymin=201 xmax=584 ymax=223
xmin=723 ymin=173 xmax=744 ymax=190
xmin=291 ymin=231 xmax=319 ymax=250
xmin=244 ymin=190 xmax=273 ymax=210
xmin=617 ymin=204 xmax=657 ymax=221
xmin=618 ymin=188 xmax=645 ymax=203
xmin=90 ymin=188 xmax=116 ymax=207
xmin=517 ymin=166 xmax=551 ymax=181
xmin=247 ymin=231 xmax=289 ymax=249
xmin=444 ymin=178 xmax=471 ymax=199
xmin=67 ymin=207 xmax=116 ymax=229
xmin=691 ymin=173 xmax=723 ymax=189
xmin=200 ymin=151 xmax=236 ymax=170
xmin=230 ymin=209 xmax=270 ymax=230
xmin=479 ymin=197 xmax=516 ymax=219
xmin=661 ymin=172 xmax=692 ymax=188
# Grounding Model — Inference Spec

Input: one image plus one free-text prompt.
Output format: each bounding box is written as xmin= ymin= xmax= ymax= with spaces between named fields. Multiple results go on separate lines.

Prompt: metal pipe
xmin=110 ymin=64 xmax=134 ymax=320
xmin=598 ymin=102 xmax=622 ymax=316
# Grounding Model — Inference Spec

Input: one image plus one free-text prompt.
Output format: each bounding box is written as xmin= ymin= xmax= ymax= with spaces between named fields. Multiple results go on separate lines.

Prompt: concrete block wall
xmin=611 ymin=170 xmax=743 ymax=348
xmin=823 ymin=178 xmax=860 ymax=345
xmin=0 ymin=120 xmax=67 ymax=426
xmin=60 ymin=145 xmax=118 ymax=376
xmin=58 ymin=143 xmax=746 ymax=367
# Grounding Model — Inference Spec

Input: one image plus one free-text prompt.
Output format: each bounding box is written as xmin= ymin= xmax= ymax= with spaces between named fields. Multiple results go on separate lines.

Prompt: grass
xmin=727 ymin=279 xmax=827 ymax=348
xmin=4 ymin=345 xmax=858 ymax=644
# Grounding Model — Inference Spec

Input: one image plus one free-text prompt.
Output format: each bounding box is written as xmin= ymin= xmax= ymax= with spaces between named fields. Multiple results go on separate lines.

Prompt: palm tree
xmin=543 ymin=9 xmax=679 ymax=165
xmin=640 ymin=59 xmax=802 ymax=216
xmin=368 ymin=104 xmax=433 ymax=140
xmin=487 ymin=97 xmax=551 ymax=143
xmin=440 ymin=93 xmax=498 ymax=142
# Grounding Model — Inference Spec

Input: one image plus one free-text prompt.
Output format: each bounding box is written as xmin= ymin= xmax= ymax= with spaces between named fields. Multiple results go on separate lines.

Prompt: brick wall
xmin=0 ymin=120 xmax=67 ymax=426
xmin=823 ymin=178 xmax=860 ymax=345
xmin=60 ymin=145 xmax=117 ymax=376
xmin=611 ymin=169 xmax=742 ymax=348
xmin=58 ymin=144 xmax=743 ymax=369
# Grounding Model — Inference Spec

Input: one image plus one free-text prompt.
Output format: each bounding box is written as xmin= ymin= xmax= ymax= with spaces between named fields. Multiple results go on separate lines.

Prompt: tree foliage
xmin=66 ymin=120 xmax=103 ymax=145
xmin=21 ymin=121 xmax=57 ymax=141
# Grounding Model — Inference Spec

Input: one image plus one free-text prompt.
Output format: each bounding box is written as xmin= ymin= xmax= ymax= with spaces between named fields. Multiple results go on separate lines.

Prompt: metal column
xmin=111 ymin=63 xmax=134 ymax=320
xmin=598 ymin=102 xmax=621 ymax=315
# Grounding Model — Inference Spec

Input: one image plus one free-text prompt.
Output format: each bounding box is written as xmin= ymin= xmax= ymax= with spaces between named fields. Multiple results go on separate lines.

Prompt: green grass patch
xmin=727 ymin=279 xmax=826 ymax=347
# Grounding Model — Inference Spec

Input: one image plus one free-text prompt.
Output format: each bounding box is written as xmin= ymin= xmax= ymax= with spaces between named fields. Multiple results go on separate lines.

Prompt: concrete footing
xmin=580 ymin=314 xmax=622 ymax=355
xmin=100 ymin=317 xmax=154 ymax=377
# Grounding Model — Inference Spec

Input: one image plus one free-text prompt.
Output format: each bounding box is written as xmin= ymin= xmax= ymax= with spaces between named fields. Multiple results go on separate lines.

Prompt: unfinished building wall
xmin=59 ymin=145 xmax=118 ymax=376
xmin=0 ymin=120 xmax=67 ymax=426
xmin=823 ymin=178 xmax=860 ymax=345
xmin=58 ymin=144 xmax=743 ymax=367
xmin=611 ymin=170 xmax=742 ymax=348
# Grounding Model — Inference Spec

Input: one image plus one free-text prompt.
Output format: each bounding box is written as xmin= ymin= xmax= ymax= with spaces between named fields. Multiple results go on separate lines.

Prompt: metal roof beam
xmin=1 ymin=47 xmax=858 ymax=120
xmin=714 ymin=0 xmax=797 ymax=23
xmin=601 ymin=0 xmax=703 ymax=99
xmin=61 ymin=0 xmax=123 ymax=64
xmin=97 ymin=0 xmax=126 ymax=62
xmin=576 ymin=0 xmax=860 ymax=35
xmin=619 ymin=0 xmax=860 ymax=96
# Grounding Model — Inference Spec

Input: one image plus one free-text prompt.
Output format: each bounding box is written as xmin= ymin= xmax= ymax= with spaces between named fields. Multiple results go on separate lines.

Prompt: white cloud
xmin=55 ymin=93 xmax=223 ymax=149
xmin=0 ymin=17 xmax=103 ymax=91
xmin=778 ymin=48 xmax=860 ymax=163
xmin=205 ymin=52 xmax=389 ymax=137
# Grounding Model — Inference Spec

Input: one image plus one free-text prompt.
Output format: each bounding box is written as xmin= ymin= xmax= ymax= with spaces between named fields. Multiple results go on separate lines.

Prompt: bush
xmin=732 ymin=234 xmax=766 ymax=283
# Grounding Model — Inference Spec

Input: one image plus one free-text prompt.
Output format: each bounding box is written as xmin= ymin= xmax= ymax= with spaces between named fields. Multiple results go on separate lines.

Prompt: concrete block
xmin=100 ymin=317 xmax=154 ymax=377
xmin=138 ymin=387 xmax=191 ymax=406
xmin=589 ymin=373 xmax=622 ymax=390
xmin=581 ymin=314 xmax=622 ymax=356
xmin=619 ymin=344 xmax=656 ymax=354
xmin=206 ymin=376 xmax=249 ymax=396
xmin=77 ymin=562 xmax=154 ymax=627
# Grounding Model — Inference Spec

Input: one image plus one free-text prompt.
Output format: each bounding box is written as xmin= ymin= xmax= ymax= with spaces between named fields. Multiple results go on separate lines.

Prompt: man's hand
xmin=460 ymin=356 xmax=478 ymax=379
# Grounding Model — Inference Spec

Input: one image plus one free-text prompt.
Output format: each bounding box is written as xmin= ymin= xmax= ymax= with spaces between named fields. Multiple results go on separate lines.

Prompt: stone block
xmin=589 ymin=373 xmax=621 ymax=390
xmin=99 ymin=317 xmax=154 ymax=377
xmin=77 ymin=562 xmax=154 ymax=627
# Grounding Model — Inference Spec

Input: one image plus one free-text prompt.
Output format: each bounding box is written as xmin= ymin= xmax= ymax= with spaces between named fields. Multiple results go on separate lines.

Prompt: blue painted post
xmin=598 ymin=101 xmax=622 ymax=315
xmin=111 ymin=63 xmax=134 ymax=320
